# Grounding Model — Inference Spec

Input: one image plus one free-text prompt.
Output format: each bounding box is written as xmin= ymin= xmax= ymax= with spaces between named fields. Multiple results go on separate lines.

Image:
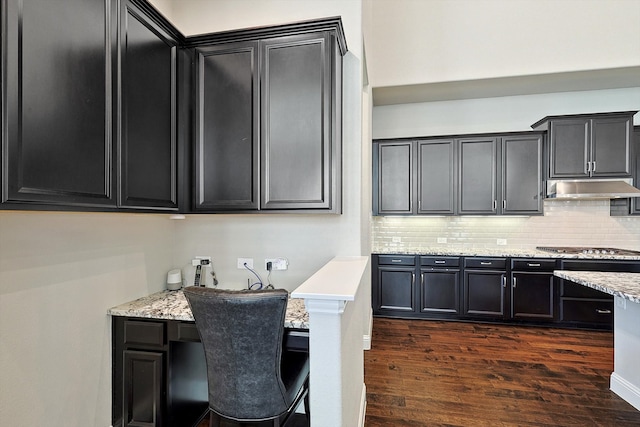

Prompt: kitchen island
xmin=554 ymin=270 xmax=640 ymax=412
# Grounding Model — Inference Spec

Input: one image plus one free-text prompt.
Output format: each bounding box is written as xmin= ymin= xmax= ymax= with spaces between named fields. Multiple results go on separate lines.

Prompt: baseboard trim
xmin=611 ymin=372 xmax=640 ymax=411
xmin=363 ymin=309 xmax=373 ymax=350
xmin=357 ymin=383 xmax=367 ymax=427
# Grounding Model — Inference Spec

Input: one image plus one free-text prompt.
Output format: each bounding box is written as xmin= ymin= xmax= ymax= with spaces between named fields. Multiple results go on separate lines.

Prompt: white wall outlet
xmin=392 ymin=236 xmax=402 ymax=243
xmin=437 ymin=237 xmax=447 ymax=244
xmin=237 ymin=258 xmax=254 ymax=269
xmin=497 ymin=239 xmax=507 ymax=246
xmin=265 ymin=258 xmax=288 ymax=271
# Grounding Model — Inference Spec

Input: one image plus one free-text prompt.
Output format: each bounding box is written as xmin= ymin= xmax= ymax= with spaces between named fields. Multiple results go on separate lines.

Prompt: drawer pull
xmin=512 ymin=277 xmax=517 ymax=288
xmin=595 ymin=309 xmax=612 ymax=315
xmin=480 ymin=262 xmax=492 ymax=266
xmin=527 ymin=263 xmax=541 ymax=267
xmin=435 ymin=260 xmax=446 ymax=264
xmin=391 ymin=259 xmax=402 ymax=263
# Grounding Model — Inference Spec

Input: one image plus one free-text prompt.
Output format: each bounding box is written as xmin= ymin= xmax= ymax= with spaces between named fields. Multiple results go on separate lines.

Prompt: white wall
xmin=0 ymin=212 xmax=174 ymax=427
xmin=366 ymin=0 xmax=640 ymax=87
xmin=373 ymin=87 xmax=640 ymax=139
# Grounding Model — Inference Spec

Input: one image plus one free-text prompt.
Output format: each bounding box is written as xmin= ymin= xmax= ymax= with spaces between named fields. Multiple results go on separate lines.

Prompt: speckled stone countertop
xmin=108 ymin=289 xmax=309 ymax=329
xmin=554 ymin=271 xmax=640 ymax=304
xmin=373 ymin=247 xmax=640 ymax=260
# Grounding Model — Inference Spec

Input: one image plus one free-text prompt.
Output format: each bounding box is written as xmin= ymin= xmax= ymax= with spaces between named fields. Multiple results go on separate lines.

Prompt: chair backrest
xmin=183 ymin=286 xmax=290 ymax=421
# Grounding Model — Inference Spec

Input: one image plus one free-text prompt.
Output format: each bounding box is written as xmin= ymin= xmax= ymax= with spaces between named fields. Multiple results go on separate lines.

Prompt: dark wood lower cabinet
xmin=372 ymin=254 xmax=638 ymax=331
xmin=123 ymin=350 xmax=164 ymax=427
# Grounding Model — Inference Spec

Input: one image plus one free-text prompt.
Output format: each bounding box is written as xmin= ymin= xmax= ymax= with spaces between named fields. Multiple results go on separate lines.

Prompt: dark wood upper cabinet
xmin=2 ymin=0 xmax=116 ymax=207
xmin=458 ymin=136 xmax=498 ymax=214
xmin=118 ymin=0 xmax=179 ymax=210
xmin=417 ymin=139 xmax=456 ymax=214
xmin=502 ymin=134 xmax=543 ymax=214
xmin=189 ymin=18 xmax=346 ymax=213
xmin=193 ymin=42 xmax=260 ymax=211
xmin=532 ymin=111 xmax=635 ymax=179
xmin=372 ymin=141 xmax=414 ymax=215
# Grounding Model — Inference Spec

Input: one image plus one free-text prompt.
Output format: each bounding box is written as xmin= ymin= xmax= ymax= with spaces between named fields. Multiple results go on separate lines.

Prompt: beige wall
xmin=366 ymin=0 xmax=640 ymax=87
xmin=0 ymin=212 xmax=174 ymax=426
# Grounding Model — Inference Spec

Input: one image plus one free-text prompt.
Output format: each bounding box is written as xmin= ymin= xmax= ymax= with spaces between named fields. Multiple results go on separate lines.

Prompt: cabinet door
xmin=458 ymin=137 xmax=498 ymax=214
xmin=590 ymin=115 xmax=632 ymax=177
xmin=417 ymin=139 xmax=455 ymax=214
xmin=463 ymin=270 xmax=506 ymax=318
xmin=375 ymin=267 xmax=416 ymax=313
xmin=502 ymin=135 xmax=542 ymax=214
xmin=260 ymin=33 xmax=334 ymax=210
xmin=2 ymin=0 xmax=116 ymax=207
xmin=420 ymin=269 xmax=460 ymax=314
xmin=123 ymin=350 xmax=164 ymax=427
xmin=511 ymin=272 xmax=554 ymax=321
xmin=548 ymin=119 xmax=590 ymax=178
xmin=373 ymin=141 xmax=414 ymax=214
xmin=632 ymin=127 xmax=640 ymax=215
xmin=118 ymin=1 xmax=178 ymax=210
xmin=194 ymin=42 xmax=259 ymax=211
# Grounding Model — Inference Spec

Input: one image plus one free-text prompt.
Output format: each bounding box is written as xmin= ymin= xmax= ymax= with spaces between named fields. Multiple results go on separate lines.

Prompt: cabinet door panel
xmin=374 ymin=142 xmax=413 ymax=214
xmin=3 ymin=0 xmax=114 ymax=206
xmin=261 ymin=34 xmax=331 ymax=209
xmin=420 ymin=269 xmax=460 ymax=314
xmin=549 ymin=119 xmax=589 ymax=178
xmin=194 ymin=42 xmax=259 ymax=210
xmin=464 ymin=271 xmax=505 ymax=317
xmin=119 ymin=2 xmax=178 ymax=210
xmin=418 ymin=139 xmax=455 ymax=214
xmin=459 ymin=138 xmax=497 ymax=214
xmin=123 ymin=350 xmax=164 ymax=427
xmin=376 ymin=268 xmax=415 ymax=312
xmin=502 ymin=135 xmax=542 ymax=214
xmin=591 ymin=116 xmax=631 ymax=177
xmin=511 ymin=272 xmax=554 ymax=320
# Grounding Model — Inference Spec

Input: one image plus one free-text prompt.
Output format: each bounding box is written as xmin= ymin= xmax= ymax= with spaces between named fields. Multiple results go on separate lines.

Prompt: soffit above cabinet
xmin=372 ymin=66 xmax=640 ymax=106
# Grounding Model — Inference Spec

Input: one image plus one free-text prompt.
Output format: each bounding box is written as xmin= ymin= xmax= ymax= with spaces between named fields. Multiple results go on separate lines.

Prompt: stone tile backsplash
xmin=372 ymin=200 xmax=640 ymax=252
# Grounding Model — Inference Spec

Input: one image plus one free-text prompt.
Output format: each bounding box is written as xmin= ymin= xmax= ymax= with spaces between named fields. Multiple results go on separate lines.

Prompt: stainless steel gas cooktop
xmin=536 ymin=246 xmax=640 ymax=256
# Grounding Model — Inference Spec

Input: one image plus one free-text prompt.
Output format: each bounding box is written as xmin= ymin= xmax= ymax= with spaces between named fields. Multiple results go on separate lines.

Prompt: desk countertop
xmin=108 ymin=289 xmax=309 ymax=329
xmin=554 ymin=271 xmax=640 ymax=304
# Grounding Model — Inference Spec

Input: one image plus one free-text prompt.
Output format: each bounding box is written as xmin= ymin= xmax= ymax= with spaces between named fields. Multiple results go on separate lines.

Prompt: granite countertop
xmin=373 ymin=247 xmax=640 ymax=260
xmin=554 ymin=271 xmax=640 ymax=304
xmin=108 ymin=289 xmax=309 ymax=329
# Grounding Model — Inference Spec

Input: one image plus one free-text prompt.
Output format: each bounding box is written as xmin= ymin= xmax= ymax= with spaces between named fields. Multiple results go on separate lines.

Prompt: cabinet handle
xmin=513 ymin=277 xmax=517 ymax=288
xmin=587 ymin=161 xmax=591 ymax=172
xmin=435 ymin=260 xmax=446 ymax=264
xmin=412 ymin=273 xmax=415 ymax=286
xmin=527 ymin=263 xmax=541 ymax=267
xmin=592 ymin=161 xmax=596 ymax=172
xmin=502 ymin=275 xmax=506 ymax=288
xmin=493 ymin=200 xmax=497 ymax=210
xmin=595 ymin=309 xmax=611 ymax=315
xmin=391 ymin=259 xmax=402 ymax=263
xmin=480 ymin=261 xmax=492 ymax=266
xmin=503 ymin=200 xmax=506 ymax=210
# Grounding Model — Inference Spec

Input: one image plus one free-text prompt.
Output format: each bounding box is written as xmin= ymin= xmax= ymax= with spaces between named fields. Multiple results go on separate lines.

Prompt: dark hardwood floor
xmin=365 ymin=318 xmax=640 ymax=426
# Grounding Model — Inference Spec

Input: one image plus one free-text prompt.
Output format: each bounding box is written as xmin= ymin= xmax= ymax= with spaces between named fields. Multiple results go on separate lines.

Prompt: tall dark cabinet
xmin=1 ymin=0 xmax=181 ymax=211
xmin=190 ymin=19 xmax=346 ymax=213
xmin=2 ymin=0 xmax=117 ymax=207
xmin=372 ymin=141 xmax=413 ymax=215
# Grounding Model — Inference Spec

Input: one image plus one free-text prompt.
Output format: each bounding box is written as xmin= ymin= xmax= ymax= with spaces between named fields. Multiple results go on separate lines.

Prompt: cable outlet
xmin=237 ymin=258 xmax=254 ymax=269
xmin=192 ymin=256 xmax=211 ymax=266
xmin=437 ymin=237 xmax=447 ymax=244
xmin=265 ymin=258 xmax=288 ymax=271
xmin=497 ymin=239 xmax=507 ymax=246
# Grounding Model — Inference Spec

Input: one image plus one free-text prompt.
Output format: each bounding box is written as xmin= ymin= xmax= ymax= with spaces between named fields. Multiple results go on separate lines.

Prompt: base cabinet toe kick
xmin=372 ymin=254 xmax=640 ymax=330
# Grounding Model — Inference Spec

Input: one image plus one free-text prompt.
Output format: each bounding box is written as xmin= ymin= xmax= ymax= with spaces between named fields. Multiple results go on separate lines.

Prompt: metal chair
xmin=183 ymin=286 xmax=309 ymax=427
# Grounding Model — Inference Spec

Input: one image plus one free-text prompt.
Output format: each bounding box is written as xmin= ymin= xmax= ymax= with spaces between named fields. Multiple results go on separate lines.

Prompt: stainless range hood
xmin=546 ymin=178 xmax=640 ymax=199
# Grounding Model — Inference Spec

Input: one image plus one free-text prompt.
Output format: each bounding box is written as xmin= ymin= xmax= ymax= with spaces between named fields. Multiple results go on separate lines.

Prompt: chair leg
xmin=304 ymin=381 xmax=310 ymax=425
xmin=208 ymin=411 xmax=221 ymax=427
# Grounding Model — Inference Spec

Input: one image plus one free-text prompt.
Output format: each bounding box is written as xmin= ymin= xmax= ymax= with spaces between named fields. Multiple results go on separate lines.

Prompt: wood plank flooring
xmin=365 ymin=318 xmax=640 ymax=426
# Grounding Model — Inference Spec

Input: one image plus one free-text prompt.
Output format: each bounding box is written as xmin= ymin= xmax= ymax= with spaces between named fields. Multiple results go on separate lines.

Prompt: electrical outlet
xmin=265 ymin=258 xmax=288 ymax=271
xmin=237 ymin=258 xmax=254 ymax=269
xmin=392 ymin=236 xmax=402 ymax=243
xmin=437 ymin=237 xmax=447 ymax=244
xmin=497 ymin=239 xmax=507 ymax=246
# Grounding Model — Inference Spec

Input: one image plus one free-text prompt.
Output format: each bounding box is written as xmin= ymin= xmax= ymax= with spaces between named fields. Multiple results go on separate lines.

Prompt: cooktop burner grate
xmin=536 ymin=246 xmax=640 ymax=256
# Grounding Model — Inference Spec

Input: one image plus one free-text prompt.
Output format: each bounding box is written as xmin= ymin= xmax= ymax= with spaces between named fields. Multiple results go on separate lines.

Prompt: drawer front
xmin=464 ymin=258 xmax=506 ymax=270
xmin=378 ymin=255 xmax=416 ymax=266
xmin=561 ymin=281 xmax=613 ymax=299
xmin=561 ymin=299 xmax=613 ymax=324
xmin=421 ymin=256 xmax=460 ymax=267
xmin=124 ymin=320 xmax=165 ymax=348
xmin=176 ymin=322 xmax=201 ymax=342
xmin=511 ymin=259 xmax=557 ymax=271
